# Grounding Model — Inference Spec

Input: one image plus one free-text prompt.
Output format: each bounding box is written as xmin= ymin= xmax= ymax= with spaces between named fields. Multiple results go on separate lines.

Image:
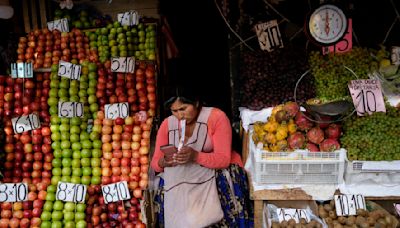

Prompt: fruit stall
xmin=0 ymin=1 xmax=160 ymax=227
xmin=222 ymin=0 xmax=400 ymax=227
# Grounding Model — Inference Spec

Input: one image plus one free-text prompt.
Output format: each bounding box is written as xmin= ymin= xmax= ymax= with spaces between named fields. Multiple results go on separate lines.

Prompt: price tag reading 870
xmin=58 ymin=60 xmax=82 ymax=80
xmin=47 ymin=18 xmax=69 ymax=32
xmin=12 ymin=113 xmax=41 ymax=134
xmin=56 ymin=182 xmax=87 ymax=203
xmin=348 ymin=79 xmax=386 ymax=116
xmin=102 ymin=181 xmax=131 ymax=204
xmin=277 ymin=208 xmax=310 ymax=223
xmin=117 ymin=10 xmax=139 ymax=26
xmin=334 ymin=194 xmax=366 ymax=216
xmin=111 ymin=57 xmax=135 ymax=73
xmin=105 ymin=102 xmax=129 ymax=120
xmin=0 ymin=183 xmax=28 ymax=203
xmin=58 ymin=101 xmax=84 ymax=118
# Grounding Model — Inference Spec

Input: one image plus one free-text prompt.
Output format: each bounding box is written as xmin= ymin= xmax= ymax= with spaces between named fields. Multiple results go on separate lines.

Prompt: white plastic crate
xmin=345 ymin=160 xmax=400 ymax=184
xmin=251 ymin=137 xmax=346 ymax=185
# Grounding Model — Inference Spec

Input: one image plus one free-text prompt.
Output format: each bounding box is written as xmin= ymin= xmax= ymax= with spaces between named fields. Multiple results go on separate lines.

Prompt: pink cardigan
xmin=150 ymin=108 xmax=243 ymax=172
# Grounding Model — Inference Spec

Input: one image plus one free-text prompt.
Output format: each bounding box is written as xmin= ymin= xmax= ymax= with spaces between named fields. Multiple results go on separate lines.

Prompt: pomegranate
xmin=287 ymin=132 xmax=306 ymax=150
xmin=283 ymin=101 xmax=299 ymax=118
xmin=295 ymin=112 xmax=313 ymax=131
xmin=319 ymin=139 xmax=340 ymax=152
xmin=325 ymin=124 xmax=341 ymax=139
xmin=316 ymin=115 xmax=332 ymax=129
xmin=306 ymin=143 xmax=319 ymax=152
xmin=307 ymin=127 xmax=324 ymax=144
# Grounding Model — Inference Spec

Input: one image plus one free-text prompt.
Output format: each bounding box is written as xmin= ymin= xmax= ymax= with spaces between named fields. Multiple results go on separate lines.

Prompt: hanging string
xmin=262 ymin=0 xmax=291 ymax=23
xmin=214 ymin=0 xmax=254 ymax=51
xmin=382 ymin=0 xmax=400 ymax=44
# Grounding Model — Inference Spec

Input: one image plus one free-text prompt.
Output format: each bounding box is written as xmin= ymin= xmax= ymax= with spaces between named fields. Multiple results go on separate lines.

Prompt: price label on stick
xmin=0 ymin=183 xmax=28 ymax=203
xmin=58 ymin=60 xmax=82 ymax=80
xmin=58 ymin=101 xmax=84 ymax=118
xmin=111 ymin=57 xmax=135 ymax=73
xmin=47 ymin=18 xmax=69 ymax=32
xmin=348 ymin=79 xmax=386 ymax=116
xmin=12 ymin=113 xmax=41 ymax=134
xmin=56 ymin=182 xmax=87 ymax=203
xmin=10 ymin=62 xmax=33 ymax=78
xmin=334 ymin=194 xmax=366 ymax=216
xmin=101 ymin=181 xmax=131 ymax=204
xmin=277 ymin=208 xmax=310 ymax=223
xmin=118 ymin=10 xmax=139 ymax=26
xmin=105 ymin=102 xmax=129 ymax=120
xmin=254 ymin=20 xmax=284 ymax=52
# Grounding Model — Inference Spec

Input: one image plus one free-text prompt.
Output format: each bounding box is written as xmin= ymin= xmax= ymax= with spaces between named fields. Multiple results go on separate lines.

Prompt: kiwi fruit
xmin=271 ymin=221 xmax=281 ymax=228
xmin=329 ymin=210 xmax=337 ymax=219
xmin=324 ymin=204 xmax=333 ymax=212
xmin=288 ymin=218 xmax=297 ymax=226
xmin=356 ymin=208 xmax=368 ymax=217
xmin=345 ymin=215 xmax=356 ymax=226
xmin=337 ymin=216 xmax=346 ymax=224
xmin=356 ymin=215 xmax=366 ymax=226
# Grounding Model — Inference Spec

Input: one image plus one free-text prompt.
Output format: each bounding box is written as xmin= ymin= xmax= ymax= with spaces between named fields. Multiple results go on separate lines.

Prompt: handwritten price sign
xmin=277 ymin=208 xmax=310 ymax=223
xmin=348 ymin=79 xmax=386 ymax=116
xmin=117 ymin=10 xmax=139 ymax=26
xmin=12 ymin=113 xmax=41 ymax=134
xmin=58 ymin=101 xmax=84 ymax=118
xmin=0 ymin=183 xmax=28 ymax=203
xmin=254 ymin=20 xmax=283 ymax=52
xmin=47 ymin=18 xmax=69 ymax=32
xmin=56 ymin=182 xmax=87 ymax=203
xmin=101 ymin=181 xmax=131 ymax=204
xmin=10 ymin=62 xmax=33 ymax=79
xmin=105 ymin=102 xmax=129 ymax=120
xmin=334 ymin=194 xmax=366 ymax=216
xmin=111 ymin=57 xmax=135 ymax=73
xmin=58 ymin=61 xmax=82 ymax=80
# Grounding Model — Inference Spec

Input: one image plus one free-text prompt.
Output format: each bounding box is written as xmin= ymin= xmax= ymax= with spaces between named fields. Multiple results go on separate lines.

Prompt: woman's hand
xmin=173 ymin=146 xmax=198 ymax=165
xmin=159 ymin=152 xmax=177 ymax=168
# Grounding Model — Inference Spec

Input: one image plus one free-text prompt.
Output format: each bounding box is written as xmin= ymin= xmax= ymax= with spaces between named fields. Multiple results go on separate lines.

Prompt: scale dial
xmin=307 ymin=4 xmax=347 ymax=45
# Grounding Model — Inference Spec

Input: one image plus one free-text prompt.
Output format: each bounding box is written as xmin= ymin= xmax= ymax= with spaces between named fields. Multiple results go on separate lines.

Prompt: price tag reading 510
xmin=101 ymin=181 xmax=131 ymax=204
xmin=58 ymin=102 xmax=84 ymax=118
xmin=348 ymin=79 xmax=386 ymax=116
xmin=111 ymin=57 xmax=135 ymax=73
xmin=58 ymin=60 xmax=82 ymax=80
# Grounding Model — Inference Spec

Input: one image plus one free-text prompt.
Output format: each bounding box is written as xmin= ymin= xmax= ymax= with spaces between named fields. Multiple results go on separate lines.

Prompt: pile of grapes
xmin=308 ymin=47 xmax=375 ymax=102
xmin=239 ymin=45 xmax=315 ymax=110
xmin=341 ymin=105 xmax=400 ymax=161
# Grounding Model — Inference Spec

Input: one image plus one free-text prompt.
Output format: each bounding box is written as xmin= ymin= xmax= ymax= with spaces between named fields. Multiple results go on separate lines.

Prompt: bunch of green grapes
xmin=341 ymin=105 xmax=400 ymax=161
xmin=308 ymin=47 xmax=375 ymax=102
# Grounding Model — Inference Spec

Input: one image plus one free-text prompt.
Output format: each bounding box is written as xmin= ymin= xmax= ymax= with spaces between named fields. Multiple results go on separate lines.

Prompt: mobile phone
xmin=160 ymin=144 xmax=177 ymax=155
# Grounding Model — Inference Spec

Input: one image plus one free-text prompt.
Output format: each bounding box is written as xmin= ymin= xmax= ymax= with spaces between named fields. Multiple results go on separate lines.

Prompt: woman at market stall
xmin=150 ymin=84 xmax=254 ymax=228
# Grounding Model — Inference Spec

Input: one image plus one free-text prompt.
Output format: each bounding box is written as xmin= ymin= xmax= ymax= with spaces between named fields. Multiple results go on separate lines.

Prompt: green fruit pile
xmin=341 ymin=105 xmax=400 ymax=161
xmin=308 ymin=47 xmax=375 ymax=102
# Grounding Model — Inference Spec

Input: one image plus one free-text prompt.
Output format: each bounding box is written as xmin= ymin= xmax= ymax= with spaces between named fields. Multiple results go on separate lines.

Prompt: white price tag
xmin=118 ymin=10 xmax=139 ymax=26
xmin=56 ymin=182 xmax=87 ymax=203
xmin=348 ymin=79 xmax=386 ymax=116
xmin=11 ymin=62 xmax=33 ymax=78
xmin=58 ymin=60 xmax=81 ymax=80
xmin=394 ymin=203 xmax=400 ymax=217
xmin=0 ymin=183 xmax=28 ymax=203
xmin=58 ymin=101 xmax=84 ymax=118
xmin=254 ymin=20 xmax=284 ymax=52
xmin=136 ymin=111 xmax=148 ymax=122
xmin=334 ymin=194 xmax=366 ymax=216
xmin=111 ymin=57 xmax=135 ymax=73
xmin=277 ymin=208 xmax=310 ymax=223
xmin=105 ymin=102 xmax=129 ymax=120
xmin=12 ymin=113 xmax=41 ymax=134
xmin=101 ymin=181 xmax=131 ymax=204
xmin=47 ymin=18 xmax=69 ymax=32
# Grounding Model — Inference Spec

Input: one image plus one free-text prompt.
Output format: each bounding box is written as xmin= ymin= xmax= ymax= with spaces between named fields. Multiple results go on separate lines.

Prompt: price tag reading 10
xmin=56 ymin=182 xmax=87 ymax=203
xmin=111 ymin=57 xmax=135 ymax=73
xmin=12 ymin=113 xmax=41 ymax=134
xmin=105 ymin=102 xmax=129 ymax=120
xmin=58 ymin=60 xmax=82 ymax=80
xmin=0 ymin=183 xmax=28 ymax=203
xmin=277 ymin=208 xmax=310 ymax=223
xmin=348 ymin=79 xmax=386 ymax=116
xmin=334 ymin=194 xmax=366 ymax=216
xmin=101 ymin=181 xmax=131 ymax=204
xmin=58 ymin=101 xmax=84 ymax=118
xmin=47 ymin=18 xmax=69 ymax=32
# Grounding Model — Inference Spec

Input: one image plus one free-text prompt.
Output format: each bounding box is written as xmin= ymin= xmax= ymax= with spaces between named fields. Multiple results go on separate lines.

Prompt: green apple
xmin=80 ymin=132 xmax=90 ymax=141
xmin=70 ymin=80 xmax=79 ymax=88
xmin=62 ymin=149 xmax=72 ymax=158
xmin=51 ymin=141 xmax=61 ymax=150
xmin=43 ymin=201 xmax=53 ymax=212
xmin=82 ymin=167 xmax=92 ymax=176
xmin=81 ymin=176 xmax=91 ymax=185
xmin=81 ymin=158 xmax=91 ymax=167
xmin=51 ymin=132 xmax=61 ymax=141
xmin=61 ymin=176 xmax=71 ymax=183
xmin=91 ymin=176 xmax=101 ymax=185
xmin=41 ymin=211 xmax=52 ymax=221
xmin=49 ymin=105 xmax=58 ymax=115
xmin=76 ymin=203 xmax=86 ymax=212
xmin=53 ymin=149 xmax=63 ymax=158
xmin=70 ymin=176 xmax=81 ymax=184
xmin=70 ymin=134 xmax=80 ymax=143
xmin=52 ymin=211 xmax=63 ymax=221
xmin=59 ymin=124 xmax=70 ymax=132
xmin=75 ymin=212 xmax=86 ymax=222
xmin=41 ymin=221 xmax=52 ymax=228
xmin=92 ymin=149 xmax=102 ymax=158
xmin=58 ymin=88 xmax=68 ymax=98
xmin=47 ymin=184 xmax=57 ymax=193
xmin=52 ymin=168 xmax=62 ymax=176
xmin=49 ymin=88 xmax=58 ymax=98
xmin=62 ymin=167 xmax=72 ymax=176
xmin=52 ymin=158 xmax=62 ymax=168
xmin=70 ymin=117 xmax=82 ymax=126
xmin=81 ymin=149 xmax=91 ymax=158
xmin=53 ymin=200 xmax=64 ymax=211
xmin=51 ymin=115 xmax=61 ymax=125
xmin=72 ymin=167 xmax=82 ymax=177
xmin=64 ymin=202 xmax=75 ymax=212
xmin=45 ymin=192 xmax=56 ymax=201
xmin=92 ymin=140 xmax=102 ymax=149
xmin=79 ymin=90 xmax=87 ymax=97
xmin=62 ymin=158 xmax=72 ymax=167
xmin=70 ymin=95 xmax=80 ymax=102
xmin=91 ymin=158 xmax=101 ymax=167
xmin=81 ymin=140 xmax=92 ymax=149
xmin=72 ymin=151 xmax=81 ymax=159
xmin=89 ymin=131 xmax=100 ymax=141
xmin=59 ymin=79 xmax=70 ymax=89
xmin=92 ymin=167 xmax=101 ymax=176
xmin=60 ymin=140 xmax=71 ymax=149
xmin=50 ymin=124 xmax=60 ymax=133
xmin=47 ymin=97 xmax=58 ymax=106
xmin=71 ymin=142 xmax=82 ymax=151
xmin=70 ymin=126 xmax=81 ymax=135
xmin=60 ymin=132 xmax=70 ymax=141
xmin=64 ymin=221 xmax=76 ymax=228
xmin=79 ymin=81 xmax=89 ymax=89
xmin=87 ymin=87 xmax=96 ymax=95
xmin=71 ymin=159 xmax=81 ymax=168
xmin=64 ymin=211 xmax=75 ymax=221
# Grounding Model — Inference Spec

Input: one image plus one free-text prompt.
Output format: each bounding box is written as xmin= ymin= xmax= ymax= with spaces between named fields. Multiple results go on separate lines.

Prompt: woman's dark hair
xmin=163 ymin=84 xmax=203 ymax=109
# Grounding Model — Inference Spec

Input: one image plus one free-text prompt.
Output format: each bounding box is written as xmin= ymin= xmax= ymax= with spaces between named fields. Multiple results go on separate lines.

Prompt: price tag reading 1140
xmin=0 ymin=183 xmax=28 ymax=203
xmin=348 ymin=79 xmax=386 ymax=116
xmin=105 ymin=103 xmax=129 ymax=120
xmin=12 ymin=113 xmax=41 ymax=134
xmin=58 ymin=102 xmax=84 ymax=118
xmin=56 ymin=182 xmax=87 ymax=203
xmin=101 ymin=181 xmax=131 ymax=204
